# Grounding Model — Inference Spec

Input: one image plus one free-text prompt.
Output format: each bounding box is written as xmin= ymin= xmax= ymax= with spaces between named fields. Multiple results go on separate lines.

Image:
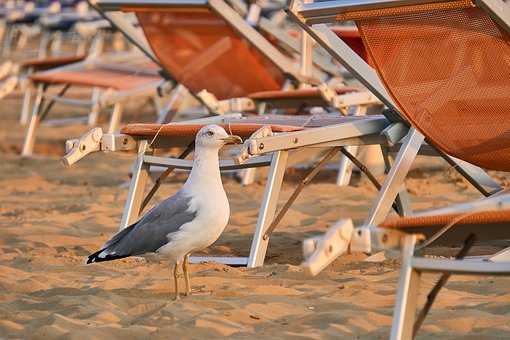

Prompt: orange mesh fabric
xmin=381 ymin=209 xmax=510 ymax=229
xmin=380 ymin=209 xmax=510 ymax=244
xmin=21 ymin=54 xmax=86 ymax=70
xmin=134 ymin=8 xmax=285 ymax=99
xmin=121 ymin=123 xmax=303 ymax=138
xmin=337 ymin=0 xmax=473 ymax=21
xmin=357 ymin=7 xmax=510 ymax=171
xmin=29 ymin=67 xmax=161 ymax=90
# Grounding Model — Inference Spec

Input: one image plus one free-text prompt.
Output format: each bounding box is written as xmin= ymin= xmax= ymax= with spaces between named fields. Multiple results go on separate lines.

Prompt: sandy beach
xmin=1 ymin=95 xmax=509 ymax=339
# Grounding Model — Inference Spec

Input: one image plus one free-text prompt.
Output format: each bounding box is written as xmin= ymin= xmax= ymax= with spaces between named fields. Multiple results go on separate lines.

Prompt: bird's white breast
xmin=156 ymin=142 xmax=231 ymax=263
xmin=157 ymin=185 xmax=230 ymax=263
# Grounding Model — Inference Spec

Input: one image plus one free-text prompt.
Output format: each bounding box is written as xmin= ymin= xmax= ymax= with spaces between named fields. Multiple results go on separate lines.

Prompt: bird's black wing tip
xmin=86 ymin=249 xmax=102 ymax=264
xmin=87 ymin=250 xmax=129 ymax=264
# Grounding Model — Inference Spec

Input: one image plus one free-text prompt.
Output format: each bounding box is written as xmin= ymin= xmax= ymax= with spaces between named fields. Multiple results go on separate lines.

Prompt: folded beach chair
xmin=0 ymin=8 xmax=131 ymax=105
xmin=21 ymin=51 xmax=167 ymax=156
xmin=35 ymin=2 xmax=101 ymax=58
xmin=1 ymin=1 xmax=48 ymax=58
xmin=0 ymin=1 xmax=105 ymax=101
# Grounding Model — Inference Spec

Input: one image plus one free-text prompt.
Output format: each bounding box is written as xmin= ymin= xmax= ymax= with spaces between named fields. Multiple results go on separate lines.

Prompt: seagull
xmin=87 ymin=125 xmax=242 ymax=299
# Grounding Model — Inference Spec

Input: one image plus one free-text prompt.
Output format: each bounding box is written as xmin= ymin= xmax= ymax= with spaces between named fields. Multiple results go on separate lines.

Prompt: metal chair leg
xmin=119 ymin=141 xmax=151 ymax=230
xmin=239 ymin=168 xmax=257 ymax=186
xmin=2 ymin=25 xmax=13 ymax=57
xmin=158 ymin=84 xmax=185 ymax=124
xmin=19 ymin=80 xmax=32 ymax=125
xmin=247 ymin=150 xmax=288 ymax=268
xmin=38 ymin=31 xmax=51 ymax=58
xmin=107 ymin=102 xmax=123 ymax=133
xmin=365 ymin=128 xmax=424 ymax=226
xmin=390 ymin=234 xmax=420 ymax=340
xmin=21 ymin=84 xmax=46 ymax=156
xmin=381 ymin=146 xmax=413 ymax=217
xmin=441 ymin=153 xmax=501 ymax=196
xmin=336 ymin=145 xmax=358 ymax=186
xmin=87 ymin=88 xmax=101 ymax=127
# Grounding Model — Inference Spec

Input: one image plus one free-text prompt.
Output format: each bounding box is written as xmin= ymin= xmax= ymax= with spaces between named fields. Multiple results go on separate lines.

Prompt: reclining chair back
xmin=350 ymin=1 xmax=510 ymax=171
xmin=96 ymin=0 xmax=373 ymax=102
xmin=133 ymin=7 xmax=285 ymax=99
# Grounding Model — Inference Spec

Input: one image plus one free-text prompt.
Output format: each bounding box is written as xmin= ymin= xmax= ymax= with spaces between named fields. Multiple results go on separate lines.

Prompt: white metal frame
xmin=288 ymin=0 xmax=501 ymax=189
xmin=303 ymin=193 xmax=510 ymax=339
xmin=390 ymin=233 xmax=510 ymax=340
xmin=62 ymin=0 xmax=504 ymax=269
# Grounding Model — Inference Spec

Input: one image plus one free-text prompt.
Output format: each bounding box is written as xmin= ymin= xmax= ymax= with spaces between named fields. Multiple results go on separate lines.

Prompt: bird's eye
xmin=206 ymin=131 xmax=214 ymax=137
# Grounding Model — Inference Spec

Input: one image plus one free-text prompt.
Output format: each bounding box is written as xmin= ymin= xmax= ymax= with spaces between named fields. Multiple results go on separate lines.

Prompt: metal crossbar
xmin=262 ymin=147 xmax=339 ymax=241
xmin=412 ymin=234 xmax=476 ymax=337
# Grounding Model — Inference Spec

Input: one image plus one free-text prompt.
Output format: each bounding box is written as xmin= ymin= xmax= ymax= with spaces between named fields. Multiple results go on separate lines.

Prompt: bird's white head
xmin=195 ymin=125 xmax=242 ymax=149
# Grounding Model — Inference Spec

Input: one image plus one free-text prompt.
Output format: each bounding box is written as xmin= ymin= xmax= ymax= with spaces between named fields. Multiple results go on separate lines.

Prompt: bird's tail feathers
xmin=87 ymin=248 xmax=129 ymax=264
xmin=87 ymin=224 xmax=136 ymax=264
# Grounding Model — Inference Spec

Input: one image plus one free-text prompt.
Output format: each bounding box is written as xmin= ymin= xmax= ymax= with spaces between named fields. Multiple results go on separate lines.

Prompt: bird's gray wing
xmin=100 ymin=190 xmax=197 ymax=257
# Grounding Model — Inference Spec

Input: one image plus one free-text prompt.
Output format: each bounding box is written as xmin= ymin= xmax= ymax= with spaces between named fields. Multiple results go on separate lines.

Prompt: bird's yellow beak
xmin=221 ymin=135 xmax=243 ymax=144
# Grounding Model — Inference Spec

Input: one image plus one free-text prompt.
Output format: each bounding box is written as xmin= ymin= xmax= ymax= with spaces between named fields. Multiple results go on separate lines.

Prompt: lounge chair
xmin=91 ymin=0 xmax=383 ymax=190
xmin=20 ymin=50 xmax=168 ymax=156
xmin=0 ymin=4 xmax=118 ymax=103
xmin=63 ymin=113 xmax=390 ymax=266
xmin=0 ymin=19 xmax=110 ymax=109
xmin=304 ymin=194 xmax=510 ymax=339
xmin=291 ymin=0 xmax=510 ymax=338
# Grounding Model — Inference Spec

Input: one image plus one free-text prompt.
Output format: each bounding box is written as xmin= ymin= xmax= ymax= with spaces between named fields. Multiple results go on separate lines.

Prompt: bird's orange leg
xmin=183 ymin=254 xmax=191 ymax=296
xmin=173 ymin=263 xmax=180 ymax=300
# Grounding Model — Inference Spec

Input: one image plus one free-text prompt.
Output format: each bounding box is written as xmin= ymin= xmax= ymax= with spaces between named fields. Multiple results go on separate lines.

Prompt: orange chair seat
xmin=121 ymin=123 xmax=303 ymax=139
xmin=380 ymin=209 xmax=510 ymax=245
xmin=21 ymin=54 xmax=86 ymax=71
xmin=248 ymin=87 xmax=359 ymax=101
xmin=121 ymin=114 xmax=373 ymax=139
xmin=29 ymin=68 xmax=161 ymax=90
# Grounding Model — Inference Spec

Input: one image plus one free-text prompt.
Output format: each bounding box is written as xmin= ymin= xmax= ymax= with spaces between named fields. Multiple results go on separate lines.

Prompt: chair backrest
xmin=122 ymin=4 xmax=289 ymax=100
xmin=353 ymin=3 xmax=510 ymax=171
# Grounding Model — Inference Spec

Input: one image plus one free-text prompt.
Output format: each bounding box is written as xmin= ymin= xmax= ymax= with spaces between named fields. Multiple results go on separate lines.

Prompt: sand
xmin=0 ymin=94 xmax=509 ymax=339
